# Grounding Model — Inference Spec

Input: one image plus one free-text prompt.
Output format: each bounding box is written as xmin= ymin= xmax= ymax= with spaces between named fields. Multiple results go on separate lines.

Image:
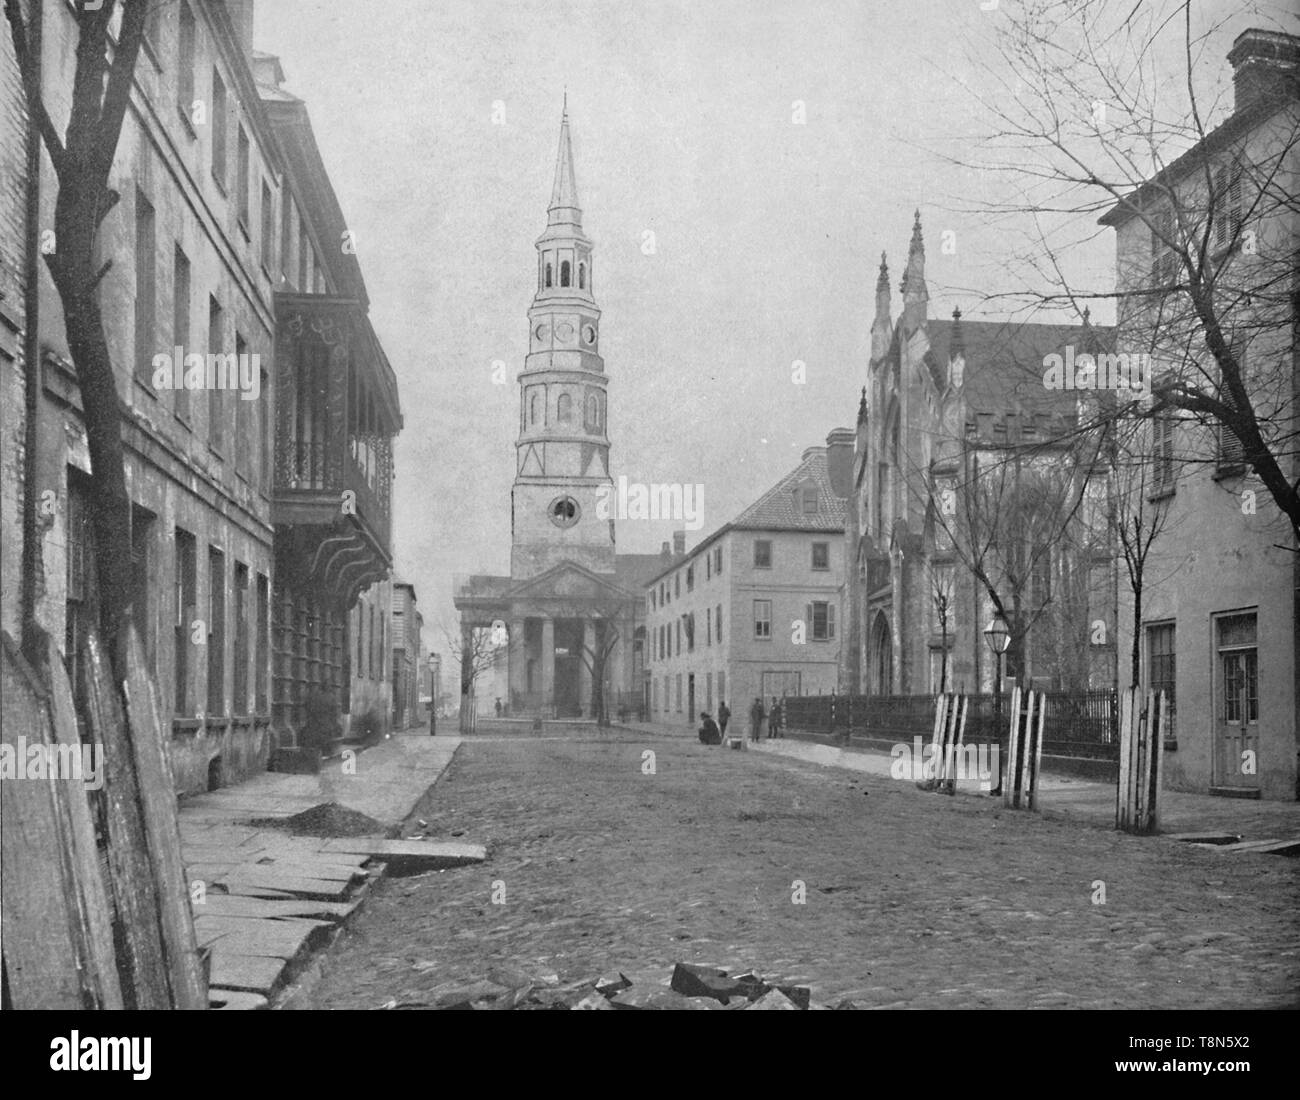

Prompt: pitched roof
xmin=923 ymin=317 xmax=1113 ymax=416
xmin=732 ymin=449 xmax=847 ymax=532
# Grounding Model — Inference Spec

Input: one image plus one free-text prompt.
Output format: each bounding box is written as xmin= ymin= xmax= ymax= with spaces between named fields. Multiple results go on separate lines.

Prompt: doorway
xmin=1214 ymin=612 xmax=1259 ymax=791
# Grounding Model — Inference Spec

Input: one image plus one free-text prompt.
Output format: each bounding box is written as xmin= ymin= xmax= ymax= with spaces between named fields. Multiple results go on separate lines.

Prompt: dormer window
xmin=801 ymin=486 xmax=819 ymax=514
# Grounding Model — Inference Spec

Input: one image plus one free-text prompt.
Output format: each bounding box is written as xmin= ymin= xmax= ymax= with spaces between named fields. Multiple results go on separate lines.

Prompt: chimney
xmin=673 ymin=530 xmax=686 ymax=557
xmin=825 ymin=428 xmax=855 ymax=499
xmin=1227 ymin=29 xmax=1300 ymax=114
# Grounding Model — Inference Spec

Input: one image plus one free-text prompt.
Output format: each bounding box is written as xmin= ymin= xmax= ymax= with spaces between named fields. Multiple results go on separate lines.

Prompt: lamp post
xmin=984 ymin=611 xmax=1012 ymax=794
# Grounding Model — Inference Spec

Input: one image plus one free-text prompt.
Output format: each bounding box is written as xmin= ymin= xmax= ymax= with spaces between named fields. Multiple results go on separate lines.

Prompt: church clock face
xmin=549 ymin=495 xmax=581 ymax=528
xmin=556 ymin=321 xmax=575 ymax=343
xmin=582 ymin=324 xmax=597 ymax=346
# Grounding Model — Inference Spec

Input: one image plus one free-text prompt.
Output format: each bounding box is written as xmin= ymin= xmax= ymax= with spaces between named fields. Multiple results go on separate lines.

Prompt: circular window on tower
xmin=582 ymin=324 xmax=597 ymax=346
xmin=549 ymin=495 xmax=581 ymax=529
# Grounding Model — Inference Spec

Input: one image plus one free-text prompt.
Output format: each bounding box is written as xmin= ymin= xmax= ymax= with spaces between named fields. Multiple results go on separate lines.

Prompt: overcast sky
xmin=252 ymin=0 xmax=1276 ymax=664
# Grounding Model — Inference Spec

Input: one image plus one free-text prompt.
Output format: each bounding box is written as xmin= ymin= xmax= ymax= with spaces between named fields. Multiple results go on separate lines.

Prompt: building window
xmin=560 ymin=260 xmax=571 ymax=287
xmin=706 ymin=607 xmax=712 ymax=645
xmin=753 ymin=539 xmax=772 ymax=568
xmin=212 ymin=70 xmax=228 ymax=187
xmin=706 ymin=555 xmax=711 ymax=580
xmin=1146 ymin=622 xmax=1175 ymax=740
xmin=715 ymin=546 xmax=722 ymax=574
xmin=1152 ymin=412 xmax=1176 ymax=494
xmin=545 ymin=262 xmax=553 ymax=288
xmin=675 ymin=573 xmax=680 ymax=597
xmin=1217 ymin=341 xmax=1247 ymax=471
xmin=207 ymin=296 xmax=224 ymax=451
xmin=676 ymin=619 xmax=681 ymax=655
xmin=207 ymin=548 xmax=226 ymax=717
xmin=233 ymin=563 xmax=249 ymax=715
xmin=686 ymin=613 xmax=695 ymax=652
xmin=172 ymin=244 xmax=190 ymax=420
xmin=716 ymin=604 xmax=723 ymax=643
xmin=1213 ymin=160 xmax=1243 ymax=250
xmin=177 ymin=3 xmax=195 ymax=118
xmin=260 ymin=363 xmax=271 ymax=492
xmin=811 ymin=541 xmax=829 ymax=570
xmin=299 ymin=215 xmax=310 ymax=289
xmin=236 ymin=125 xmax=250 ymax=228
xmin=1150 ymin=207 xmax=1177 ymax=288
xmin=579 ymin=262 xmax=586 ymax=289
xmin=809 ymin=600 xmax=836 ymax=641
xmin=280 ymin=196 xmax=294 ymax=285
xmin=557 ymin=392 xmax=572 ymax=423
xmin=875 ymin=461 xmax=887 ymax=537
xmin=234 ymin=332 xmax=250 ymax=477
xmin=256 ymin=573 xmax=270 ymax=713
xmin=1217 ymin=612 xmax=1257 ymax=724
xmin=134 ymin=189 xmax=156 ymax=387
xmin=676 ymin=673 xmax=682 ymax=712
xmin=260 ymin=179 xmax=275 ymax=270
xmin=174 ymin=529 xmax=197 ymax=715
xmin=754 ymin=599 xmax=772 ymax=639
xmin=686 ymin=564 xmax=694 ymax=592
xmin=801 ymin=486 xmax=818 ymax=514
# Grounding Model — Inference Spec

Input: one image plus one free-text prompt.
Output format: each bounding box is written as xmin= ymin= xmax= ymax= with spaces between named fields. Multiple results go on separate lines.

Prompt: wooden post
xmin=1003 ymin=686 xmax=1022 ymax=809
xmin=1018 ymin=689 xmax=1037 ymax=809
xmin=924 ymin=693 xmax=949 ymax=789
xmin=1116 ymin=687 xmax=1133 ymax=831
xmin=1149 ymin=691 xmax=1166 ymax=834
xmin=1029 ymin=691 xmax=1046 ymax=812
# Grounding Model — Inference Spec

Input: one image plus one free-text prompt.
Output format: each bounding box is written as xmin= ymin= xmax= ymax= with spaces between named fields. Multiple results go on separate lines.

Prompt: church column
xmin=579 ymin=619 xmax=595 ymax=717
xmin=508 ymin=617 xmax=527 ymax=711
xmin=541 ymin=618 xmax=555 ymax=717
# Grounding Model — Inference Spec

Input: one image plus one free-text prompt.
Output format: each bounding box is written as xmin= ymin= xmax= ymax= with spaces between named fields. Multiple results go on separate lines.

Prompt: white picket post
xmin=1003 ymin=687 xmax=1021 ymax=809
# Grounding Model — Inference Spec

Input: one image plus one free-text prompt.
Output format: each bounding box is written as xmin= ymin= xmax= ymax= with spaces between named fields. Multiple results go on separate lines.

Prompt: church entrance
xmin=554 ymin=619 xmax=584 ymax=717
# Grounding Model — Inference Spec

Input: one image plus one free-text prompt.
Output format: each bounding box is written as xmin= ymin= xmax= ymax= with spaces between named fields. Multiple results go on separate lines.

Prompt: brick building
xmin=390 ymin=579 xmax=425 ymax=730
xmin=645 ymin=438 xmax=851 ymax=726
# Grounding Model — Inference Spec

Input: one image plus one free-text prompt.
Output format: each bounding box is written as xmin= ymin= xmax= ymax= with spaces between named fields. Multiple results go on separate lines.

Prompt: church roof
xmin=923 ymin=317 xmax=1113 ymax=416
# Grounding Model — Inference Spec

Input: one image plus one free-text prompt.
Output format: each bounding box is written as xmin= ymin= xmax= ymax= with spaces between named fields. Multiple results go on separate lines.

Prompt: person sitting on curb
xmin=698 ymin=711 xmax=722 ymax=745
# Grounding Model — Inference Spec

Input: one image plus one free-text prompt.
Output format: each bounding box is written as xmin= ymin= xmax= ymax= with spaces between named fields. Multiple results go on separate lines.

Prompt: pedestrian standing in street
xmin=718 ymin=700 xmax=731 ymax=739
xmin=750 ymin=697 xmax=765 ymax=742
xmin=769 ymin=696 xmax=783 ymax=739
xmin=494 ymin=697 xmax=503 ymax=718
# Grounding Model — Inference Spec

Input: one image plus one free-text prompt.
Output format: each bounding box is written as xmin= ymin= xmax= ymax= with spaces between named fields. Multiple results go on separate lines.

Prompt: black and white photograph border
xmin=0 ymin=0 xmax=1296 ymax=1070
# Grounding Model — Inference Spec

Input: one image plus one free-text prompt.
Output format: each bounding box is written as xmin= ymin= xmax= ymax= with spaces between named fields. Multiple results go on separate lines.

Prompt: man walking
xmin=718 ymin=700 xmax=731 ymax=739
xmin=768 ymin=696 xmax=783 ymax=739
xmin=750 ymin=697 xmax=765 ymax=742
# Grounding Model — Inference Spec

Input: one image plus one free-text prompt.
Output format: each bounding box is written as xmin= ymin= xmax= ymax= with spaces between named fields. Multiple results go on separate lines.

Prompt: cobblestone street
xmin=297 ymin=726 xmax=1300 ymax=1010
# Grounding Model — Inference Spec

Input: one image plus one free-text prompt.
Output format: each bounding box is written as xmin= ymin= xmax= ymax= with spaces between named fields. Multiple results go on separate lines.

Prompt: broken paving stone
xmin=748 ymin=988 xmax=801 ymax=1010
xmin=572 ymin=992 xmax=614 ymax=1010
xmin=670 ymin=962 xmax=767 ymax=1004
xmin=428 ymin=978 xmax=511 ymax=1009
xmin=594 ymin=971 xmax=633 ymax=997
xmin=611 ymin=986 xmax=717 ymax=1010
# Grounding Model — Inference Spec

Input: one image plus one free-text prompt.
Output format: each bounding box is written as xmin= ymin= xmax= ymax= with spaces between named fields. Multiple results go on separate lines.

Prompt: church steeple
xmin=513 ymin=105 xmax=614 ymax=580
xmin=900 ymin=210 xmax=928 ymax=330
xmin=871 ymin=251 xmax=892 ymax=362
xmin=549 ymin=104 xmax=581 ymax=228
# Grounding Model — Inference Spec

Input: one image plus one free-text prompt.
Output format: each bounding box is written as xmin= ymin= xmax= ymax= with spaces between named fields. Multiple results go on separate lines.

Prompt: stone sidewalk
xmin=747 ymin=736 xmax=1300 ymax=842
xmin=179 ymin=731 xmax=478 ymax=1009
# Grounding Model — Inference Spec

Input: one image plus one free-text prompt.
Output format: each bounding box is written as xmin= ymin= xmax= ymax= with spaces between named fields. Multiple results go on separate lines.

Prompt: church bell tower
xmin=511 ymin=106 xmax=616 ymax=579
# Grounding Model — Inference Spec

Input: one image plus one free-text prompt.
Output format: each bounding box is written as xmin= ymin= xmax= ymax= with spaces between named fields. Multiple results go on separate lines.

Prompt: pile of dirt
xmin=251 ymin=802 xmax=386 ymax=838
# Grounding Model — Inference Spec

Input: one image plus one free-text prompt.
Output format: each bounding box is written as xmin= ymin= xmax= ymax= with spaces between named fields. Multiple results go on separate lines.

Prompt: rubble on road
xmin=376 ymin=961 xmax=832 ymax=1010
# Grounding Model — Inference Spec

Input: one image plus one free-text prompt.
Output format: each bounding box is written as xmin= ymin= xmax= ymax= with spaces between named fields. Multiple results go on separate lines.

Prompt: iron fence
xmin=782 ymin=689 xmax=1118 ymax=758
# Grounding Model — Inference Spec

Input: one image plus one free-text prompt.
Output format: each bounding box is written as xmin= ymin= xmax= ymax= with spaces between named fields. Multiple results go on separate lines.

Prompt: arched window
xmin=578 ymin=263 xmax=586 ymax=289
xmin=530 ymin=393 xmax=539 ymax=424
xmin=587 ymin=394 xmax=599 ymax=428
xmin=560 ymin=260 xmax=571 ymax=287
xmin=545 ymin=263 xmax=553 ymax=288
xmin=557 ymin=392 xmax=572 ymax=423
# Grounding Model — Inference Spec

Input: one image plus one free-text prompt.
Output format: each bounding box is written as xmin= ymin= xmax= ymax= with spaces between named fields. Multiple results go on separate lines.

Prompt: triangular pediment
xmin=507 ymin=560 xmax=633 ymax=602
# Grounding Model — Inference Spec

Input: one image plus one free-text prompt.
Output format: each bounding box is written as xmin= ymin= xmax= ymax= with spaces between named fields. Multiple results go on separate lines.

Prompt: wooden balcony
xmin=272 ymin=293 xmax=401 ymax=609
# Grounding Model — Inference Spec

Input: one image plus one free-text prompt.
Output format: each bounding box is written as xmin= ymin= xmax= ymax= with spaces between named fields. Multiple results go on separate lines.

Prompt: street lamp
xmin=984 ymin=611 xmax=1012 ymax=795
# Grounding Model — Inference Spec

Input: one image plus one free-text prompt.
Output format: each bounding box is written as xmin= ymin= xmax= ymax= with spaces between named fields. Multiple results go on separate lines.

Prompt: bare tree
xmin=576 ymin=604 xmax=623 ymax=726
xmin=930 ymin=560 xmax=955 ymax=692
xmin=949 ymin=0 xmax=1299 ymax=539
xmin=6 ymin=0 xmax=149 ymax=668
xmin=443 ymin=619 xmax=509 ymax=730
